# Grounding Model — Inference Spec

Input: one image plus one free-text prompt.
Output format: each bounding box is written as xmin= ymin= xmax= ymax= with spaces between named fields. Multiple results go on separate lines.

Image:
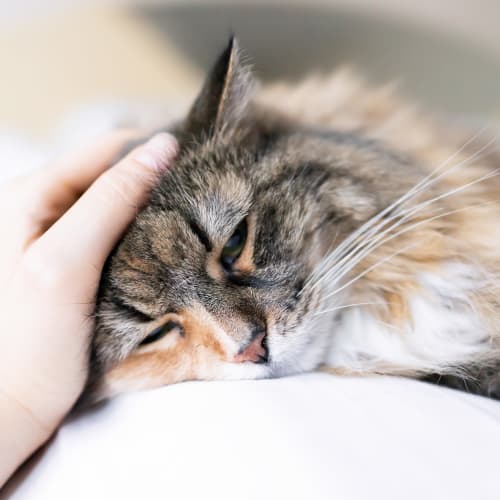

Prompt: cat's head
xmin=85 ymin=38 xmax=407 ymax=401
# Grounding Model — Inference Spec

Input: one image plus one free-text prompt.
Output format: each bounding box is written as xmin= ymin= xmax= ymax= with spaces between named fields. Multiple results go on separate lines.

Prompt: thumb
xmin=35 ymin=132 xmax=178 ymax=273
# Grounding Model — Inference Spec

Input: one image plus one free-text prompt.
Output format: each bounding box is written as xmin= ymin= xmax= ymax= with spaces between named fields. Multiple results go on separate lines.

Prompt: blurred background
xmin=0 ymin=0 xmax=499 ymax=170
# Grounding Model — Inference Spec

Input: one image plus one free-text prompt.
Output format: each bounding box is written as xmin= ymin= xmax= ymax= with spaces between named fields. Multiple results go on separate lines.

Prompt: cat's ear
xmin=183 ymin=36 xmax=256 ymax=139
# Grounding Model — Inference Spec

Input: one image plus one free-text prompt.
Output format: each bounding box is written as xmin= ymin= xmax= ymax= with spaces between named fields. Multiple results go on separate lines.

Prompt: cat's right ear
xmin=182 ymin=36 xmax=256 ymax=140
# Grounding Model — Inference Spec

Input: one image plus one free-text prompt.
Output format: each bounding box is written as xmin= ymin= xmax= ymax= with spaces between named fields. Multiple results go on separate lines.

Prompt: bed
xmin=4 ymin=374 xmax=500 ymax=499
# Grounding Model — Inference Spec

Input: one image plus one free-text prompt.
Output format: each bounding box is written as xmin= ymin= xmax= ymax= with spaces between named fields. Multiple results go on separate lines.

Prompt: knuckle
xmin=97 ymin=163 xmax=152 ymax=208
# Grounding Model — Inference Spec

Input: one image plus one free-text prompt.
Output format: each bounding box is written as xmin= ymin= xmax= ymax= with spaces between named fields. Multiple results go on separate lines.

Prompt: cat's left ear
xmin=183 ymin=36 xmax=256 ymax=139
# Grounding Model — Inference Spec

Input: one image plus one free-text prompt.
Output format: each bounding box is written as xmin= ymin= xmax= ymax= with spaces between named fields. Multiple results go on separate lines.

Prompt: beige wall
xmin=1 ymin=2 xmax=499 ymax=139
xmin=0 ymin=6 xmax=201 ymax=138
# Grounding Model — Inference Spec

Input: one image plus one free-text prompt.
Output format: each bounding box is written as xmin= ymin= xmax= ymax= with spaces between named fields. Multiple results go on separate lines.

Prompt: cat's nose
xmin=234 ymin=326 xmax=268 ymax=364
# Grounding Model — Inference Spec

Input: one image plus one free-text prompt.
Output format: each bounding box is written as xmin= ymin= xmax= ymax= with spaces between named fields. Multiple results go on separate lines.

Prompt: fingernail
xmin=134 ymin=133 xmax=179 ymax=171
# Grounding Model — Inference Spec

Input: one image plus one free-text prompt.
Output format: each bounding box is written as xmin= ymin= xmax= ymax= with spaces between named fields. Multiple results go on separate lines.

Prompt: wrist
xmin=0 ymin=387 xmax=53 ymax=486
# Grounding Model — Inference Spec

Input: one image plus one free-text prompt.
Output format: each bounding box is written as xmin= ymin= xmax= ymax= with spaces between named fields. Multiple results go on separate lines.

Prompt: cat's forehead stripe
xmin=187 ymin=216 xmax=213 ymax=252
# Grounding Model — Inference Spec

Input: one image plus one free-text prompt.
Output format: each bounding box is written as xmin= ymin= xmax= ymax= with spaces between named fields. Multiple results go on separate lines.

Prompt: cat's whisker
xmin=320 ymin=194 xmax=495 ymax=299
xmin=318 ymin=206 xmax=445 ymax=288
xmin=310 ymin=200 xmax=444 ymax=291
xmin=372 ymin=319 xmax=403 ymax=334
xmin=394 ymin=127 xmax=496 ymax=208
xmin=306 ymin=131 xmax=497 ymax=290
xmin=320 ymin=200 xmax=500 ymax=302
xmin=313 ymin=301 xmax=384 ymax=317
xmin=324 ymin=198 xmax=500 ymax=292
xmin=398 ymin=166 xmax=500 ymax=218
xmin=321 ymin=189 xmax=470 ymax=289
xmin=322 ymin=241 xmax=423 ymax=303
xmin=308 ymin=155 xmax=500 ymax=294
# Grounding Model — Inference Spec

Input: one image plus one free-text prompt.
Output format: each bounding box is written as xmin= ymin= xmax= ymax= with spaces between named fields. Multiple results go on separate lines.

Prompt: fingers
xmin=11 ymin=130 xmax=146 ymax=245
xmin=31 ymin=133 xmax=178 ymax=282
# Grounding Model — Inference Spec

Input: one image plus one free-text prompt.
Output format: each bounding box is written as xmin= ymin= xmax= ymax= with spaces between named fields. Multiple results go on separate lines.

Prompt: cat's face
xmin=85 ymin=38 xmax=403 ymax=402
xmin=91 ymin=138 xmax=331 ymax=398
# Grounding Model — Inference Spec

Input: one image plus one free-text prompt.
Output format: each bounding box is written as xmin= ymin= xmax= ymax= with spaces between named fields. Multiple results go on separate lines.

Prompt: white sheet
xmin=4 ymin=374 xmax=500 ymax=500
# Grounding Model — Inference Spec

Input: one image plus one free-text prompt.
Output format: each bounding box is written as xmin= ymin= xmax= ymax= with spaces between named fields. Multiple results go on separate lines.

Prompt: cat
xmin=82 ymin=37 xmax=500 ymax=404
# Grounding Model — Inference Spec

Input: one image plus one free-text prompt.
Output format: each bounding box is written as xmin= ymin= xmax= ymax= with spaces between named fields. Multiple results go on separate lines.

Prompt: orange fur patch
xmin=104 ymin=304 xmax=236 ymax=396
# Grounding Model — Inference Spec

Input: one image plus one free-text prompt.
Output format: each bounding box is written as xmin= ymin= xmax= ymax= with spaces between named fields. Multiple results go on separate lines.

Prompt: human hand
xmin=0 ymin=131 xmax=178 ymax=485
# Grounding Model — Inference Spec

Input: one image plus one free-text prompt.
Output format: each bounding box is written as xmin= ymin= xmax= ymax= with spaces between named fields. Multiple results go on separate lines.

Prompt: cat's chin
xmin=79 ymin=317 xmax=334 ymax=406
xmin=264 ymin=320 xmax=334 ymax=378
xmin=81 ymin=359 xmax=271 ymax=405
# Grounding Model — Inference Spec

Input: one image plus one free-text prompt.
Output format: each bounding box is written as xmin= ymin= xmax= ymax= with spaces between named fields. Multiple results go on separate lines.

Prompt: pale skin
xmin=0 ymin=131 xmax=178 ymax=486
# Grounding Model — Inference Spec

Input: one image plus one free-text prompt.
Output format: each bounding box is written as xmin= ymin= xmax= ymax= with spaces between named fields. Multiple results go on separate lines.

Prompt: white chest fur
xmin=326 ymin=263 xmax=491 ymax=375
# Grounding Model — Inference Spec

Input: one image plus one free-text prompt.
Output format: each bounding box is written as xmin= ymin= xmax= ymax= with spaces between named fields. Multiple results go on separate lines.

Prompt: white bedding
xmin=2 ymin=121 xmax=500 ymax=500
xmin=4 ymin=374 xmax=500 ymax=500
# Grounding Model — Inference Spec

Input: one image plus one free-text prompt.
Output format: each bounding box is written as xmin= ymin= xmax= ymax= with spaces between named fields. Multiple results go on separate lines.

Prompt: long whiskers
xmin=317 ymin=187 xmax=500 ymax=297
xmin=320 ymin=200 xmax=499 ymax=305
xmin=306 ymin=129 xmax=497 ymax=291
xmin=304 ymin=130 xmax=499 ymax=311
xmin=313 ymin=301 xmax=384 ymax=317
xmin=322 ymin=240 xmax=422 ymax=302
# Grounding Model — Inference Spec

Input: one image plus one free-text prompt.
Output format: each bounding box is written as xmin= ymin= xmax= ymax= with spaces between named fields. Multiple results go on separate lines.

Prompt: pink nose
xmin=234 ymin=332 xmax=268 ymax=364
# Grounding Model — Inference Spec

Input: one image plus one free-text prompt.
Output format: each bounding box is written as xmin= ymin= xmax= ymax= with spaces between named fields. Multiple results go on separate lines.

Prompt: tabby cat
xmin=83 ymin=37 xmax=500 ymax=403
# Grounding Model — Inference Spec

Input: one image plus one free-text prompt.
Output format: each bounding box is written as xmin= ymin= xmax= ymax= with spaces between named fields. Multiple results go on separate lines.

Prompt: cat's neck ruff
xmin=326 ymin=262 xmax=492 ymax=376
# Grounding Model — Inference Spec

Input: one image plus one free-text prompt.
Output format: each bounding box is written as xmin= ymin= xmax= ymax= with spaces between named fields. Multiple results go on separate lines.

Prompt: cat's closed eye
xmin=139 ymin=320 xmax=183 ymax=347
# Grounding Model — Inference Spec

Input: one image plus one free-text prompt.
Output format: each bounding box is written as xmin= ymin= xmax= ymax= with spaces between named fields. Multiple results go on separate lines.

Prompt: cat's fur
xmin=84 ymin=38 xmax=500 ymax=403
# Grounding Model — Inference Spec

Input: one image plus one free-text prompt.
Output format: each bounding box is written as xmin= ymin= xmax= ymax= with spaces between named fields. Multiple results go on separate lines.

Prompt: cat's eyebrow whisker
xmin=306 ymin=130 xmax=498 ymax=290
